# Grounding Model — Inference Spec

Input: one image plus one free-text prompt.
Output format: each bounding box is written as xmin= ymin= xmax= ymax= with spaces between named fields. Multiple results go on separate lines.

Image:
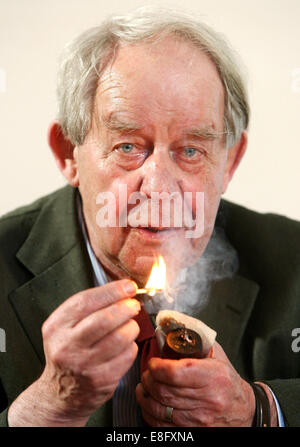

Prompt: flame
xmin=145 ymin=255 xmax=167 ymax=296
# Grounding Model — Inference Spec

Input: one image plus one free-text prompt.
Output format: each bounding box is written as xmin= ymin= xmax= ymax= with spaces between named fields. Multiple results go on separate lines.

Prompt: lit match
xmin=135 ymin=255 xmax=166 ymax=297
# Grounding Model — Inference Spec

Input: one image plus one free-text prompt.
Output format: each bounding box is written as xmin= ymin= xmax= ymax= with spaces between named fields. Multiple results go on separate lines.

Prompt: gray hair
xmin=57 ymin=6 xmax=249 ymax=148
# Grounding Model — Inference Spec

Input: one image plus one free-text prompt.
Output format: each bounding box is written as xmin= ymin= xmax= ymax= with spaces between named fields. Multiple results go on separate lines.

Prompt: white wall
xmin=1 ymin=0 xmax=300 ymax=220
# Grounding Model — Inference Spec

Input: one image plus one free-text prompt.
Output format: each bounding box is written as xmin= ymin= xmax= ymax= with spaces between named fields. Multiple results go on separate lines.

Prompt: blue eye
xmin=184 ymin=147 xmax=197 ymax=158
xmin=119 ymin=143 xmax=134 ymax=153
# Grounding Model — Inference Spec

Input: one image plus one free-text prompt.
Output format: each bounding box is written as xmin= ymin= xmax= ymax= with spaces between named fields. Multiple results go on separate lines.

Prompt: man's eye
xmin=183 ymin=147 xmax=197 ymax=158
xmin=118 ymin=143 xmax=134 ymax=153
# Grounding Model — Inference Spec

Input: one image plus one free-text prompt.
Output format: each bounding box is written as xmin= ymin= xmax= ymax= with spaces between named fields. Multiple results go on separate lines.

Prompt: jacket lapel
xmin=8 ymin=186 xmax=113 ymax=426
xmin=8 ymin=186 xmax=94 ymax=364
xmin=199 ymin=272 xmax=260 ymax=364
xmin=9 ymin=243 xmax=93 ymax=363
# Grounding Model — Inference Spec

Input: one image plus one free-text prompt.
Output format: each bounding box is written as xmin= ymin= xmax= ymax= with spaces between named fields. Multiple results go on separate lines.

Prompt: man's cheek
xmin=110 ymin=181 xmax=141 ymax=227
xmin=183 ymin=192 xmax=205 ymax=239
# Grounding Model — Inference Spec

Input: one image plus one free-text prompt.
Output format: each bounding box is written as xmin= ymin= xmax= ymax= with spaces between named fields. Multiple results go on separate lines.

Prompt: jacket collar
xmin=16 ymin=186 xmax=83 ymax=276
xmin=9 ymin=186 xmax=94 ymax=363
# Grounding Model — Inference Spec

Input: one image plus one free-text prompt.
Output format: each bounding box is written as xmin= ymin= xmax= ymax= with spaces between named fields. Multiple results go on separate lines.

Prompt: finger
xmin=136 ymin=383 xmax=205 ymax=427
xmin=140 ymin=408 xmax=176 ymax=428
xmin=43 ymin=280 xmax=138 ymax=330
xmin=92 ymin=342 xmax=139 ymax=388
xmin=148 ymin=357 xmax=216 ymax=388
xmin=136 ymin=383 xmax=176 ymax=427
xmin=72 ymin=298 xmax=141 ymax=346
xmin=87 ymin=319 xmax=140 ymax=363
xmin=141 ymin=370 xmax=204 ymax=409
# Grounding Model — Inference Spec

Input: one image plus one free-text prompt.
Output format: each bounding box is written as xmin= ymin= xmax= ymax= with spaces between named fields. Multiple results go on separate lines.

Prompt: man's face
xmin=75 ymin=36 xmax=233 ymax=286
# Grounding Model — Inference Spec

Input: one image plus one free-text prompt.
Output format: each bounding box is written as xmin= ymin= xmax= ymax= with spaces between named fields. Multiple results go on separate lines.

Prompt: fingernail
xmin=126 ymin=299 xmax=141 ymax=312
xmin=123 ymin=281 xmax=138 ymax=296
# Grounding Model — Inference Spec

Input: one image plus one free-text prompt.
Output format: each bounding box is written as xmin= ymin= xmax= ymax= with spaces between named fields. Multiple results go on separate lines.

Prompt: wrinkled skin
xmin=9 ymin=280 xmax=141 ymax=426
xmin=136 ymin=342 xmax=255 ymax=427
xmin=71 ymin=36 xmax=246 ymax=286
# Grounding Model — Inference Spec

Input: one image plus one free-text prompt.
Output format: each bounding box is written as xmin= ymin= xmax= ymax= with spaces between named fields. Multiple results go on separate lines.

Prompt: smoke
xmin=142 ymin=225 xmax=239 ymax=316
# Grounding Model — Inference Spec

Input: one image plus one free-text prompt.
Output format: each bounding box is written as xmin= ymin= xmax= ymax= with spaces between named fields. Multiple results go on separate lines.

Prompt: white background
xmin=0 ymin=0 xmax=300 ymax=220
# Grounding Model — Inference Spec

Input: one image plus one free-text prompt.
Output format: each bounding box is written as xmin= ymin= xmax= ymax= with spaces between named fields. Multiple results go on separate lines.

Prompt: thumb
xmin=210 ymin=341 xmax=231 ymax=364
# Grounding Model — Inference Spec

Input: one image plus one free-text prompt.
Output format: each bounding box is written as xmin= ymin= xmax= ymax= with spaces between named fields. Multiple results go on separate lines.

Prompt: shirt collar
xmin=76 ymin=191 xmax=110 ymax=287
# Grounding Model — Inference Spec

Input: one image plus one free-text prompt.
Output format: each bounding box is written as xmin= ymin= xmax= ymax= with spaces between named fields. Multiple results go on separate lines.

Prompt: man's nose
xmin=138 ymin=149 xmax=181 ymax=196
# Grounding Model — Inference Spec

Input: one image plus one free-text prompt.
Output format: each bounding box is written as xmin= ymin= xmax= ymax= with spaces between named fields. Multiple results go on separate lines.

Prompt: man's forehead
xmin=95 ymin=81 xmax=224 ymax=134
xmin=94 ymin=38 xmax=225 ymax=133
xmin=97 ymin=37 xmax=224 ymax=95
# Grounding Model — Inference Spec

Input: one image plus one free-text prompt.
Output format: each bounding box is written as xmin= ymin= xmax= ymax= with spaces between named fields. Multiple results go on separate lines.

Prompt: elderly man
xmin=0 ymin=7 xmax=299 ymax=427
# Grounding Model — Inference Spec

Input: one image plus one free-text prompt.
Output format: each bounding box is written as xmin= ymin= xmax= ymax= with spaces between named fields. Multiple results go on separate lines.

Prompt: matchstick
xmin=135 ymin=288 xmax=163 ymax=295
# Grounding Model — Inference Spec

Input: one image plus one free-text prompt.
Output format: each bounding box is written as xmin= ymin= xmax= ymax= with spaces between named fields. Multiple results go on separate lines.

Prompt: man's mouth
xmin=129 ymin=226 xmax=183 ymax=243
xmin=143 ymin=227 xmax=169 ymax=233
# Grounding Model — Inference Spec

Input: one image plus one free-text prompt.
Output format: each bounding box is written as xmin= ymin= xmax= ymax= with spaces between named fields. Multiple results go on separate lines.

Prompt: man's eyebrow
xmin=184 ymin=127 xmax=227 ymax=140
xmin=101 ymin=114 xmax=227 ymax=140
xmin=101 ymin=113 xmax=143 ymax=133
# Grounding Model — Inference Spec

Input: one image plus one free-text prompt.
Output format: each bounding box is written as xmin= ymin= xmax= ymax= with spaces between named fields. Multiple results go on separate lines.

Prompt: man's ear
xmin=48 ymin=121 xmax=79 ymax=187
xmin=222 ymin=131 xmax=247 ymax=194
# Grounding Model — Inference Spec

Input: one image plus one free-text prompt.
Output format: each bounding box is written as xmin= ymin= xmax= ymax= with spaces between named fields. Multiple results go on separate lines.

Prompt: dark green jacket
xmin=0 ymin=186 xmax=299 ymax=426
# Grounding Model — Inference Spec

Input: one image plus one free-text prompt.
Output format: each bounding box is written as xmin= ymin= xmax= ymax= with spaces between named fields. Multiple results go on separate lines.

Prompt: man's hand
xmin=8 ymin=279 xmax=140 ymax=426
xmin=136 ymin=342 xmax=277 ymax=427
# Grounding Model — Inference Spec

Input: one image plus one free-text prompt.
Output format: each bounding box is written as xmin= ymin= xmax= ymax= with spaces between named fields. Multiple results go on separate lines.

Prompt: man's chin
xmin=99 ymin=227 xmax=210 ymax=285
xmin=125 ymin=255 xmax=159 ymax=285
xmin=118 ymin=245 xmax=200 ymax=286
